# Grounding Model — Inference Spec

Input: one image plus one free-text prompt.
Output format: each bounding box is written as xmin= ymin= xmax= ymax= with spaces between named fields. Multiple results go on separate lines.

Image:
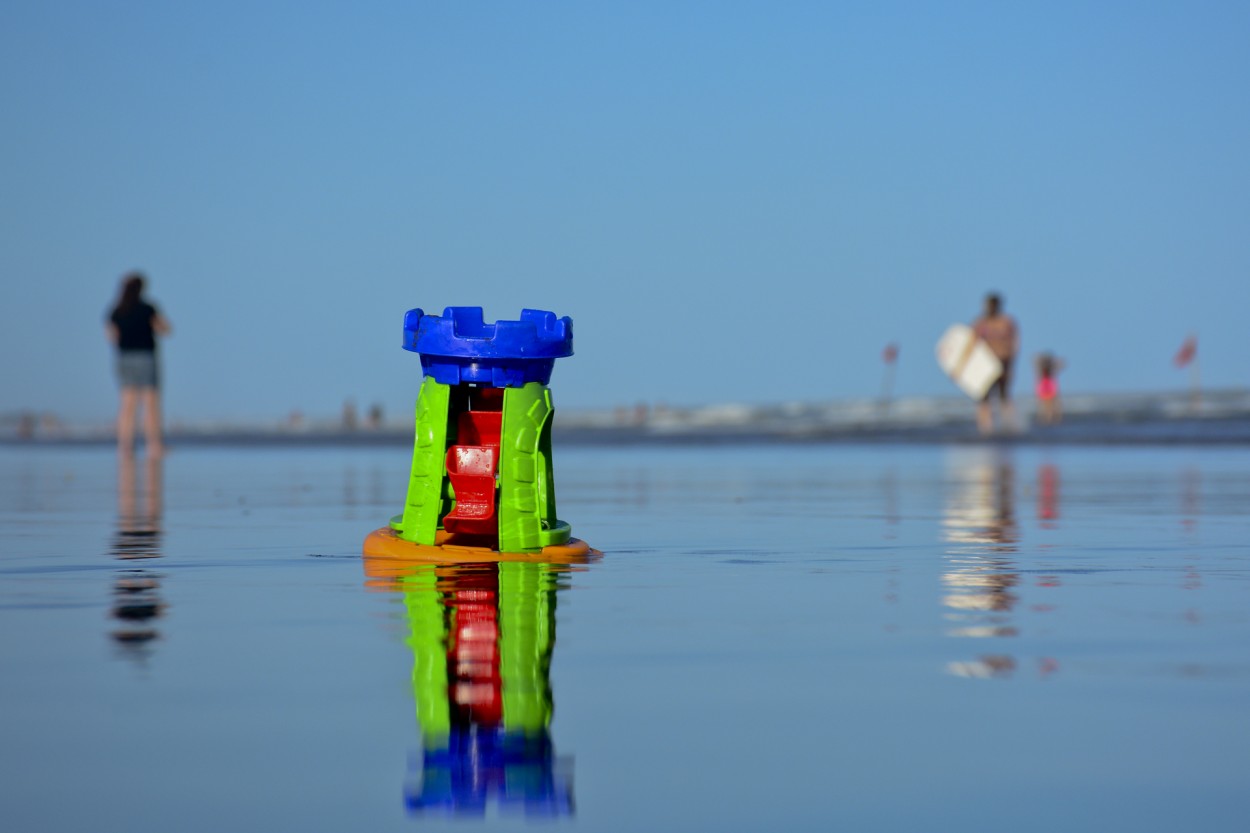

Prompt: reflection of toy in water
xmin=365 ymin=557 xmax=588 ymax=817
xmin=364 ymin=307 xmax=596 ymax=562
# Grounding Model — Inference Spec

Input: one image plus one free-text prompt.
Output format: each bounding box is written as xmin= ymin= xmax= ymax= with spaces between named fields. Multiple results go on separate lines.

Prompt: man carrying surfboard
xmin=972 ymin=292 xmax=1019 ymax=434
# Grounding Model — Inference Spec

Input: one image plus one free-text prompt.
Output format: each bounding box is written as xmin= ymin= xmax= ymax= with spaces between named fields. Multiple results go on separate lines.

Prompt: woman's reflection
xmin=111 ymin=454 xmax=166 ymax=661
xmin=365 ymin=558 xmax=583 ymax=818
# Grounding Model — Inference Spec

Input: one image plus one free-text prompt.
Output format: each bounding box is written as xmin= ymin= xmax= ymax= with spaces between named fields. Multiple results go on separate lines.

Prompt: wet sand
xmin=1 ymin=444 xmax=1248 ymax=832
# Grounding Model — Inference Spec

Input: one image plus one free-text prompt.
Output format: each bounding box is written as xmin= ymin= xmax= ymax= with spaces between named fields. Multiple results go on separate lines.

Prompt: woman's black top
xmin=110 ymin=301 xmax=160 ymax=351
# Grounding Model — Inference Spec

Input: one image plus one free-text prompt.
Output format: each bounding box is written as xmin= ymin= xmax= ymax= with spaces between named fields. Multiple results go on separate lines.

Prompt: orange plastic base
xmin=362 ymin=526 xmax=600 ymax=573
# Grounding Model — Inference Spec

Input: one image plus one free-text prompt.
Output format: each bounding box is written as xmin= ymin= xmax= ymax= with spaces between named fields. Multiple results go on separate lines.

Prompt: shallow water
xmin=2 ymin=444 xmax=1248 ymax=832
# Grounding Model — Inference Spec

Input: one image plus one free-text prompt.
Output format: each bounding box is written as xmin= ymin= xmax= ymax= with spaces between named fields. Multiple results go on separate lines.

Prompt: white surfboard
xmin=936 ymin=324 xmax=1003 ymax=401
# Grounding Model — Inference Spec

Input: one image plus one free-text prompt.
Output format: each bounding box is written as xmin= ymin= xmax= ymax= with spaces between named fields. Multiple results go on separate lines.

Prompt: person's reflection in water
xmin=1037 ymin=462 xmax=1060 ymax=529
xmin=1180 ymin=466 xmax=1200 ymax=534
xmin=1179 ymin=467 xmax=1203 ymax=604
xmin=111 ymin=454 xmax=166 ymax=662
xmin=367 ymin=560 xmax=577 ymax=818
xmin=942 ymin=449 xmax=1021 ymax=678
xmin=881 ymin=467 xmax=899 ymax=539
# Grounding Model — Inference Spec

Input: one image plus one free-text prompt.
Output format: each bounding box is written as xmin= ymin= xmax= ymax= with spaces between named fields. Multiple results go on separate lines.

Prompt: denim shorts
xmin=117 ymin=351 xmax=159 ymax=389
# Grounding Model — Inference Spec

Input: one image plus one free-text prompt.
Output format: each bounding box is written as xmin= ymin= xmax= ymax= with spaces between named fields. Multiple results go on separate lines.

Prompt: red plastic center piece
xmin=443 ymin=409 xmax=503 ymax=536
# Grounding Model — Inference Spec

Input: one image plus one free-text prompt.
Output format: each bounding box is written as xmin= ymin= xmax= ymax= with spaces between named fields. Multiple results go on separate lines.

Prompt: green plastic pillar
xmin=393 ymin=377 xmax=451 ymax=545
xmin=498 ymin=383 xmax=571 ymax=552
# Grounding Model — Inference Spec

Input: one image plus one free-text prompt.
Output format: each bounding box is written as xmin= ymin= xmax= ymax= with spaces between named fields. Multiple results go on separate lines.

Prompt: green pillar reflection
xmin=402 ymin=567 xmax=450 ymax=739
xmin=499 ymin=561 xmax=556 ymax=733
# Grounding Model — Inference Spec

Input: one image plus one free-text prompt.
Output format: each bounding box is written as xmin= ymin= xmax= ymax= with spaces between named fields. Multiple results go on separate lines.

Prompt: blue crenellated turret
xmin=403 ymin=307 xmax=574 ymax=388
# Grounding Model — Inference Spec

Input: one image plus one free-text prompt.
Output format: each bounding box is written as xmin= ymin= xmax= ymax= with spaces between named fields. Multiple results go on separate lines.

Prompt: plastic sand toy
xmin=363 ymin=307 xmax=598 ymax=564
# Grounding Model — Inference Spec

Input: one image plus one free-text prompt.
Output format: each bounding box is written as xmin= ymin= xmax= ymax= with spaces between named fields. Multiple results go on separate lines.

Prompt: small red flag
xmin=882 ymin=342 xmax=899 ymax=364
xmin=1174 ymin=336 xmax=1197 ymax=368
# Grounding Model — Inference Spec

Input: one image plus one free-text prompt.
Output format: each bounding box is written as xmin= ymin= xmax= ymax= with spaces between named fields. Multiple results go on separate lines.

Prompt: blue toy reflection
xmin=366 ymin=557 xmax=586 ymax=818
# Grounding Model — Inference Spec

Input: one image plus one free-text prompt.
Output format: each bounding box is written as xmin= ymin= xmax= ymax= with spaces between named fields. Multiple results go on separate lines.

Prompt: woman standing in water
xmin=107 ymin=272 xmax=171 ymax=457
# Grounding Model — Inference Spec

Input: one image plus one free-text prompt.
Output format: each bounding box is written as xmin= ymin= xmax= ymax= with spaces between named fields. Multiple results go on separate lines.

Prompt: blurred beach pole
xmin=1174 ymin=334 xmax=1199 ymax=412
xmin=878 ymin=342 xmax=899 ymax=417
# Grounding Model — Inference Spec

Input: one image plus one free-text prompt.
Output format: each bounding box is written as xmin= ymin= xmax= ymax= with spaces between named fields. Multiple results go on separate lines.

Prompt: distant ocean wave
xmin=5 ymin=389 xmax=1250 ymax=447
xmin=555 ymin=388 xmax=1250 ymax=445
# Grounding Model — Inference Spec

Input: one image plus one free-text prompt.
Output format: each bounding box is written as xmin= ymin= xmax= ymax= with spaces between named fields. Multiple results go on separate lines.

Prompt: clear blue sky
xmin=3 ymin=1 xmax=1247 ymax=423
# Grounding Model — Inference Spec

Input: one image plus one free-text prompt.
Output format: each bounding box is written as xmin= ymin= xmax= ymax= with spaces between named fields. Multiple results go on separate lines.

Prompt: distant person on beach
xmin=106 ymin=272 xmax=171 ymax=457
xmin=1034 ymin=353 xmax=1064 ymax=425
xmin=972 ymin=292 xmax=1019 ymax=434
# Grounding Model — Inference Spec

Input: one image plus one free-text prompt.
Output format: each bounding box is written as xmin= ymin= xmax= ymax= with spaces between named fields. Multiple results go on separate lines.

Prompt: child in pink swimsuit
xmin=1035 ymin=353 xmax=1063 ymax=425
